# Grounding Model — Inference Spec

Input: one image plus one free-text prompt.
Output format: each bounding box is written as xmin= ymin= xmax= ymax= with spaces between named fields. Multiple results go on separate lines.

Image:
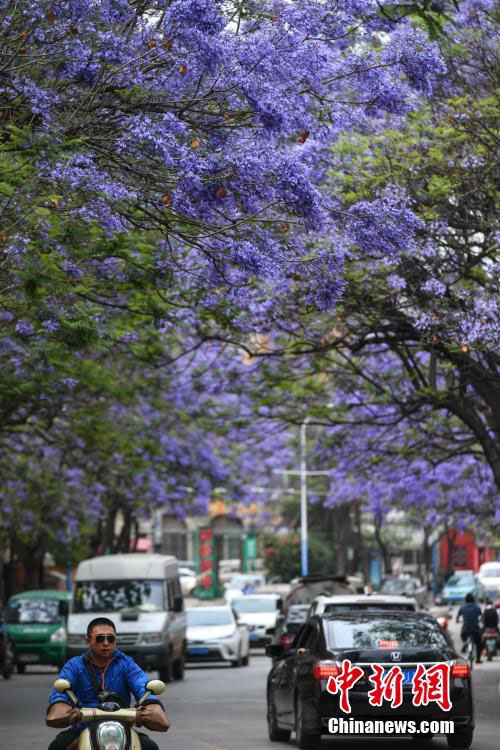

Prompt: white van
xmin=67 ymin=554 xmax=186 ymax=681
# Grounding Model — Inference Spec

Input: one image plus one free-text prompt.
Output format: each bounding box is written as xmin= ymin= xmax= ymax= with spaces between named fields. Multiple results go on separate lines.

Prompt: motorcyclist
xmin=481 ymin=598 xmax=499 ymax=649
xmin=456 ymin=592 xmax=483 ymax=664
xmin=46 ymin=617 xmax=169 ymax=750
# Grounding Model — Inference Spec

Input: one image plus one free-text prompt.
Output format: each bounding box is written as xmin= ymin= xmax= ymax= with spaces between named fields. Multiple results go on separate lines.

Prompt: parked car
xmin=185 ymin=606 xmax=250 ymax=666
xmin=275 ymin=604 xmax=311 ymax=650
xmin=308 ymin=593 xmax=417 ymax=618
xmin=266 ymin=610 xmax=474 ymax=749
xmin=441 ymin=572 xmax=485 ymax=604
xmin=477 ymin=562 xmax=500 ymax=598
xmin=230 ymin=593 xmax=282 ymax=647
xmin=68 ymin=553 xmax=186 ymax=682
xmin=379 ymin=576 xmax=428 ymax=608
xmin=5 ymin=589 xmax=71 ymax=673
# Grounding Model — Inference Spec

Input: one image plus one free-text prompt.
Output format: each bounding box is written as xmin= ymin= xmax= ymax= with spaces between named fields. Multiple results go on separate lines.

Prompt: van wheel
xmin=17 ymin=664 xmax=26 ymax=674
xmin=158 ymin=654 xmax=172 ymax=683
xmin=242 ymin=652 xmax=250 ymax=666
xmin=172 ymin=654 xmax=185 ymax=680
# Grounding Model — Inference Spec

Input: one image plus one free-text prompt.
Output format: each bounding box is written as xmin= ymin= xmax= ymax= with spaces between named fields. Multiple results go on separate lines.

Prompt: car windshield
xmin=286 ymin=608 xmax=309 ymax=623
xmin=482 ymin=568 xmax=500 ymax=578
xmin=73 ymin=580 xmax=164 ymax=612
xmin=6 ymin=598 xmax=61 ymax=624
xmin=187 ymin=610 xmax=232 ymax=626
xmin=447 ymin=575 xmax=474 ymax=586
xmin=324 ymin=603 xmax=415 ymax=613
xmin=326 ymin=617 xmax=448 ymax=650
xmin=232 ymin=598 xmax=277 ymax=613
xmin=380 ymin=580 xmax=413 ymax=594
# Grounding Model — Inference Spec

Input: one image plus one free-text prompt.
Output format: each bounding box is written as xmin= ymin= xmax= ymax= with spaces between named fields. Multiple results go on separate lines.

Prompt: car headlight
xmin=140 ymin=632 xmax=162 ymax=644
xmin=96 ymin=721 xmax=126 ymax=750
xmin=67 ymin=633 xmax=86 ymax=647
xmin=212 ymin=630 xmax=237 ymax=641
xmin=50 ymin=626 xmax=67 ymax=643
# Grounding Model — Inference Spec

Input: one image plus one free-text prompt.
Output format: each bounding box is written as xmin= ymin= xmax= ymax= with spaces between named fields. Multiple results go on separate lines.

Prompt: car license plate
xmin=402 ymin=669 xmax=415 ymax=685
xmin=383 ymin=668 xmax=415 ymax=685
xmin=188 ymin=646 xmax=209 ymax=655
xmin=250 ymin=633 xmax=260 ymax=641
xmin=19 ymin=653 xmax=39 ymax=662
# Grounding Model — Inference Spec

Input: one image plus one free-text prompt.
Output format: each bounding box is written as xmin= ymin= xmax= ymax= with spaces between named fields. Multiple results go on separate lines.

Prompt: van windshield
xmin=6 ymin=598 xmax=61 ymax=624
xmin=73 ymin=580 xmax=164 ymax=613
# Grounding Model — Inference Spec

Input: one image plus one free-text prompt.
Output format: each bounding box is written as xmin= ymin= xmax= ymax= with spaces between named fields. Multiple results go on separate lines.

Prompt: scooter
xmin=53 ymin=677 xmax=165 ymax=749
xmin=483 ymin=629 xmax=498 ymax=661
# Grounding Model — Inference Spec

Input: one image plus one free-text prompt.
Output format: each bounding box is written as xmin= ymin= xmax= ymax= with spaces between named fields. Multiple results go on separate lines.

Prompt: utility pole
xmin=300 ymin=417 xmax=309 ymax=577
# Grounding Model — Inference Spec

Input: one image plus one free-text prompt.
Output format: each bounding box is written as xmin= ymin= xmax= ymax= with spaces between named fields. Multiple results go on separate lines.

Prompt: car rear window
xmin=232 ymin=597 xmax=277 ymax=613
xmin=324 ymin=604 xmax=415 ymax=614
xmin=326 ymin=617 xmax=448 ymax=650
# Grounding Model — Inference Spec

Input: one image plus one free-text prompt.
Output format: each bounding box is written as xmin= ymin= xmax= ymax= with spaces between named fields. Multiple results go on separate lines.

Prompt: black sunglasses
xmin=94 ymin=634 xmax=116 ymax=643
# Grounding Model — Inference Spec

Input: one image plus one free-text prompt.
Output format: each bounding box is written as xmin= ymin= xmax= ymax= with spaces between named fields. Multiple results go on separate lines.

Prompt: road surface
xmin=1 ymin=649 xmax=498 ymax=749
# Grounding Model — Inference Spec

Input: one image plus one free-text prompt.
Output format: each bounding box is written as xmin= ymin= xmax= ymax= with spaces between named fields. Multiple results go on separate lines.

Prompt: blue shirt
xmin=458 ymin=603 xmax=482 ymax=634
xmin=48 ymin=650 xmax=160 ymax=729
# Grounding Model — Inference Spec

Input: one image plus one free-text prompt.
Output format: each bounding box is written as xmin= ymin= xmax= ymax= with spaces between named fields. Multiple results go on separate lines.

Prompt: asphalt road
xmin=0 ymin=646 xmax=498 ymax=750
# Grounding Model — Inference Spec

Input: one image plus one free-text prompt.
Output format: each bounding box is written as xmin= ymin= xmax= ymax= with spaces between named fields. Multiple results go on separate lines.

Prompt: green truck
xmin=5 ymin=589 xmax=71 ymax=673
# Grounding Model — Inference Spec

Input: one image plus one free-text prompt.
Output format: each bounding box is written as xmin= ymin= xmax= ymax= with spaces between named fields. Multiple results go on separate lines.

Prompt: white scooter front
xmin=53 ymin=677 xmax=166 ymax=750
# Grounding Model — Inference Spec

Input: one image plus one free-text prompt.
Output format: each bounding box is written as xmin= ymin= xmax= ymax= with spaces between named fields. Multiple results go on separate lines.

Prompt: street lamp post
xmin=300 ymin=417 xmax=310 ymax=577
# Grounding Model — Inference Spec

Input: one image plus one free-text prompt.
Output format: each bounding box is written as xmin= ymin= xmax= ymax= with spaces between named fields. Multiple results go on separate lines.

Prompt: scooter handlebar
xmin=80 ymin=708 xmax=137 ymax=723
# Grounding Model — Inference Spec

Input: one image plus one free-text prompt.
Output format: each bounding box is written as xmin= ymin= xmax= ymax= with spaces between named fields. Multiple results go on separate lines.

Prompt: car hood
xmin=68 ymin=611 xmax=169 ymax=634
xmin=187 ymin=624 xmax=235 ymax=640
xmin=235 ymin=612 xmax=277 ymax=627
xmin=7 ymin=623 xmax=62 ymax=643
xmin=443 ymin=585 xmax=474 ymax=594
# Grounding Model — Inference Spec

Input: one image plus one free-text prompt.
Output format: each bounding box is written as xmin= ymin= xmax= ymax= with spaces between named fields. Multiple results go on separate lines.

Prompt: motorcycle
xmin=52 ymin=677 xmax=165 ymax=750
xmin=483 ymin=628 xmax=498 ymax=661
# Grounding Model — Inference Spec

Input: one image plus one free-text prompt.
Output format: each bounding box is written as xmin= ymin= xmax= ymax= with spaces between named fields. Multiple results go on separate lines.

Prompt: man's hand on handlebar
xmin=46 ymin=703 xmax=83 ymax=728
xmin=135 ymin=703 xmax=170 ymax=732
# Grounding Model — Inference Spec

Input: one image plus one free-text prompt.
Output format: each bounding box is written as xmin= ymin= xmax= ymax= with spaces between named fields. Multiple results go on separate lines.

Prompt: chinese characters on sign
xmin=326 ymin=661 xmax=452 ymax=713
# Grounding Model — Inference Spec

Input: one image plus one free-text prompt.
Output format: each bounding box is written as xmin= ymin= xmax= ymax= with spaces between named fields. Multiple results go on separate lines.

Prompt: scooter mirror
xmin=54 ymin=678 xmax=72 ymax=692
xmin=145 ymin=679 xmax=165 ymax=695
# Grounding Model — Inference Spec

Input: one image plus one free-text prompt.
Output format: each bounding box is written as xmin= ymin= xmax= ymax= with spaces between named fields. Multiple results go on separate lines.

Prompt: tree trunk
xmin=374 ymin=517 xmax=392 ymax=575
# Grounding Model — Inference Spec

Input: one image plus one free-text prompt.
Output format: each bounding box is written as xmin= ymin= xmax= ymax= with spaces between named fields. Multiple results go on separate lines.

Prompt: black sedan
xmin=266 ymin=611 xmax=474 ymax=749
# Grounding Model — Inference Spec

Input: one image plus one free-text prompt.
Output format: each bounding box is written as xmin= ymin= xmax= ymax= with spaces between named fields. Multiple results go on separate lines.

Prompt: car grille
xmin=116 ymin=633 xmax=139 ymax=647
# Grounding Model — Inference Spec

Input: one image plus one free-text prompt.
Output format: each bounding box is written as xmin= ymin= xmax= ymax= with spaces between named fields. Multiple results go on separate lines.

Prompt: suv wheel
xmin=172 ymin=653 xmax=185 ymax=680
xmin=158 ymin=653 xmax=172 ymax=683
xmin=267 ymin=691 xmax=291 ymax=742
xmin=446 ymin=728 xmax=474 ymax=749
xmin=295 ymin=696 xmax=320 ymax=749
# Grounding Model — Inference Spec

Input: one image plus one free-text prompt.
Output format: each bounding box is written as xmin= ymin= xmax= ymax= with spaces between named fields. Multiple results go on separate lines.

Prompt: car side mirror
xmin=266 ymin=644 xmax=285 ymax=658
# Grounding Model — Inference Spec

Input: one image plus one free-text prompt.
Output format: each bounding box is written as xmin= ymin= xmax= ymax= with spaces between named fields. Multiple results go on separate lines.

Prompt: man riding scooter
xmin=46 ymin=617 xmax=169 ymax=749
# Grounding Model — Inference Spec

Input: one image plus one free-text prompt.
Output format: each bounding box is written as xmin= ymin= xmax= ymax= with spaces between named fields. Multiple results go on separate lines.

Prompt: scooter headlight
xmin=96 ymin=721 xmax=126 ymax=750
